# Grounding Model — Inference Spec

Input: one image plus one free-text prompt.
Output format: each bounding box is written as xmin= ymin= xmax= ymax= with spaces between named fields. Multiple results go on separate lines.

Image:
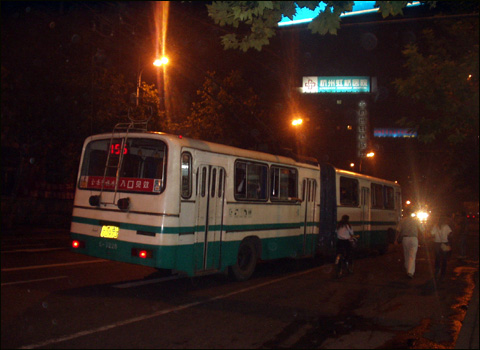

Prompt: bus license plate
xmin=100 ymin=225 xmax=119 ymax=239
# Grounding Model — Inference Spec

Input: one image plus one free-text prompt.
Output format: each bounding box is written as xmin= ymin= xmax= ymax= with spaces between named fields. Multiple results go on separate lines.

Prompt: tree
xmin=393 ymin=19 xmax=479 ymax=197
xmin=176 ymin=70 xmax=269 ymax=149
xmin=1 ymin=2 xmax=140 ymax=185
xmin=207 ymin=1 xmax=436 ymax=52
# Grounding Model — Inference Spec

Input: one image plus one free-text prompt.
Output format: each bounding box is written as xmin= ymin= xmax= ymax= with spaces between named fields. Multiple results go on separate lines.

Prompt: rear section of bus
xmin=70 ymin=130 xmax=180 ymax=271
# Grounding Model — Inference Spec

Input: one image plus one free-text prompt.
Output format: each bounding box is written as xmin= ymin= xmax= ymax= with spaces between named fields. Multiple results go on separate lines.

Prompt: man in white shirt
xmin=395 ymin=208 xmax=425 ymax=278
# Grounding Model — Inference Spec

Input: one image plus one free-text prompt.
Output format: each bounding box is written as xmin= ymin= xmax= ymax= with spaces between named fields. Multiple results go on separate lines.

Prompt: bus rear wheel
xmin=230 ymin=240 xmax=257 ymax=281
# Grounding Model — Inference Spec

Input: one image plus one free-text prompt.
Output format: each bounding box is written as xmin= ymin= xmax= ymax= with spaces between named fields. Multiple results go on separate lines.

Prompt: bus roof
xmin=86 ymin=131 xmax=320 ymax=169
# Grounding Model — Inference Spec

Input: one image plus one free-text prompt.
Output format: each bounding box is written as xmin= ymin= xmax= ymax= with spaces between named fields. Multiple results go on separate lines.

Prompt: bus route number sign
xmin=100 ymin=225 xmax=119 ymax=239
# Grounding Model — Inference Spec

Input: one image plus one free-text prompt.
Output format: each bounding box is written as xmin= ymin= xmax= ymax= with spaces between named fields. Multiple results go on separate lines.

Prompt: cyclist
xmin=335 ymin=215 xmax=356 ymax=274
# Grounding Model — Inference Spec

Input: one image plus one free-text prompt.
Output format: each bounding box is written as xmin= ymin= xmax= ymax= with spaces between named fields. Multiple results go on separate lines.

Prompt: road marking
xmin=19 ymin=265 xmax=324 ymax=349
xmin=1 ymin=259 xmax=106 ymax=272
xmin=1 ymin=276 xmax=68 ymax=286
xmin=2 ymin=247 xmax=68 ymax=253
xmin=113 ymin=274 xmax=183 ymax=288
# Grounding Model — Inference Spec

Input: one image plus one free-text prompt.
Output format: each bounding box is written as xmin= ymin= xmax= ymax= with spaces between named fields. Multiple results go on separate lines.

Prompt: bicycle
xmin=335 ymin=235 xmax=359 ymax=279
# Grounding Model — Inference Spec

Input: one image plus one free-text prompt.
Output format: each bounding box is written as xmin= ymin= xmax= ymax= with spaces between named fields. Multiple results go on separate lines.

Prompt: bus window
xmin=79 ymin=138 xmax=167 ymax=194
xmin=218 ymin=168 xmax=224 ymax=198
xmin=371 ymin=183 xmax=384 ymax=208
xmin=384 ymin=186 xmax=395 ymax=209
xmin=211 ymin=168 xmax=217 ymax=198
xmin=271 ymin=166 xmax=298 ymax=201
xmin=339 ymin=177 xmax=359 ymax=206
xmin=181 ymin=152 xmax=192 ymax=199
xmin=235 ymin=160 xmax=267 ymax=201
xmin=201 ymin=167 xmax=207 ymax=197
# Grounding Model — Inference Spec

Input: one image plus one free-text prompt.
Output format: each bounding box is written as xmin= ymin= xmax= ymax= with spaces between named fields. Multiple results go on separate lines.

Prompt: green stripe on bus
xmin=72 ymin=216 xmax=311 ymax=235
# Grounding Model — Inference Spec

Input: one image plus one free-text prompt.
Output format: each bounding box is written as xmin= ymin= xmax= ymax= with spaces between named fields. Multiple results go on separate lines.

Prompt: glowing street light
xmin=137 ymin=57 xmax=169 ymax=106
xmin=359 ymin=151 xmax=375 ymax=173
xmin=292 ymin=118 xmax=303 ymax=126
xmin=153 ymin=56 xmax=169 ymax=66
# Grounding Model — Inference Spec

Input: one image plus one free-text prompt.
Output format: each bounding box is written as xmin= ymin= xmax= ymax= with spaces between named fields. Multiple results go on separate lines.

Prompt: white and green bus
xmin=70 ymin=123 xmax=401 ymax=280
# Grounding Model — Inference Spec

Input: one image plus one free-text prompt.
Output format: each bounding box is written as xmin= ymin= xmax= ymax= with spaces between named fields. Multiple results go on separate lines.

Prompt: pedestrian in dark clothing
xmin=335 ymin=215 xmax=355 ymax=272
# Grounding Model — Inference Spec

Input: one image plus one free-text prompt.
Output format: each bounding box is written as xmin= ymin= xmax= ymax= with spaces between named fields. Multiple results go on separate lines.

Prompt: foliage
xmin=393 ymin=20 xmax=479 ymax=145
xmin=175 ymin=70 xmax=267 ymax=149
xmin=207 ymin=1 xmax=436 ymax=52
xmin=393 ymin=19 xmax=479 ymax=191
xmin=1 ymin=3 xmax=148 ymax=184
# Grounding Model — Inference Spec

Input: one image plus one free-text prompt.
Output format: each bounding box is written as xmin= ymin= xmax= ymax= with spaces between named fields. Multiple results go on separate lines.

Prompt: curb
xmin=455 ymin=270 xmax=479 ymax=349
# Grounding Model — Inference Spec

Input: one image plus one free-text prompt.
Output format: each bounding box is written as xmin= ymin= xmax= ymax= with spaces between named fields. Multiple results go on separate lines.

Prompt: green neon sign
xmin=302 ymin=76 xmax=370 ymax=93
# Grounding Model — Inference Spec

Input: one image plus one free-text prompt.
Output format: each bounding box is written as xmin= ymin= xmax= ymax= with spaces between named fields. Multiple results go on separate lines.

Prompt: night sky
xmin=1 ymin=1 xmax=478 ymax=212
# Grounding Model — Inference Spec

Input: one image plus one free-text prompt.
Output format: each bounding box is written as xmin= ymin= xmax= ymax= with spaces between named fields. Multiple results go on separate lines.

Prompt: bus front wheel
xmin=230 ymin=240 xmax=257 ymax=281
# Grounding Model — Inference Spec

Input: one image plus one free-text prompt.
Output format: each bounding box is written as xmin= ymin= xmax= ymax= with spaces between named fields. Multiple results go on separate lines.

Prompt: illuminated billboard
xmin=374 ymin=128 xmax=417 ymax=138
xmin=302 ymin=76 xmax=370 ymax=93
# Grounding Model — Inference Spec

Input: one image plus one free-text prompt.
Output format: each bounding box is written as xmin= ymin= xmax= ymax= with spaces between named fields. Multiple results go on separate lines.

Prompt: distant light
xmin=292 ymin=118 xmax=303 ymax=126
xmin=366 ymin=152 xmax=375 ymax=158
xmin=347 ymin=125 xmax=353 ymax=130
xmin=154 ymin=56 xmax=169 ymax=66
xmin=350 ymin=163 xmax=355 ymax=168
xmin=406 ymin=200 xmax=411 ymax=205
xmin=467 ymin=74 xmax=472 ymax=80
xmin=416 ymin=211 xmax=429 ymax=223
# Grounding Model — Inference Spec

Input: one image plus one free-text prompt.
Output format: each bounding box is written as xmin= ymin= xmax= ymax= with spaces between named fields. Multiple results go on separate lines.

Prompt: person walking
xmin=395 ymin=207 xmax=425 ymax=278
xmin=335 ymin=215 xmax=355 ymax=273
xmin=431 ymin=215 xmax=453 ymax=281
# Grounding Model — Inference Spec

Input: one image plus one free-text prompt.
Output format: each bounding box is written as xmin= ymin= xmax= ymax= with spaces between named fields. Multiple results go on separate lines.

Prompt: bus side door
xmin=195 ymin=165 xmax=226 ymax=272
xmin=302 ymin=178 xmax=317 ymax=255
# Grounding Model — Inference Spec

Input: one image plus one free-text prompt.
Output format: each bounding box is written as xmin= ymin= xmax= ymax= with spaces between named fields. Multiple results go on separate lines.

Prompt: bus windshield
xmin=79 ymin=138 xmax=167 ymax=194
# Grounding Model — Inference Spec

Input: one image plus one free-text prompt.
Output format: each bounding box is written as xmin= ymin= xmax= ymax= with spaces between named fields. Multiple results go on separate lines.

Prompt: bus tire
xmin=231 ymin=239 xmax=257 ymax=281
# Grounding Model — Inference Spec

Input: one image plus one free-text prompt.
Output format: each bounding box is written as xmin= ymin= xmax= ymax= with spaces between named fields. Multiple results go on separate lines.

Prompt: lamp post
xmin=359 ymin=151 xmax=374 ymax=173
xmin=136 ymin=56 xmax=169 ymax=107
xmin=290 ymin=117 xmax=304 ymax=155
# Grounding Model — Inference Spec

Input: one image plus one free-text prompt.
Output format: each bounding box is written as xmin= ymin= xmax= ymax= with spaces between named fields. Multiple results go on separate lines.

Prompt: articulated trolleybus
xmin=70 ymin=121 xmax=401 ymax=281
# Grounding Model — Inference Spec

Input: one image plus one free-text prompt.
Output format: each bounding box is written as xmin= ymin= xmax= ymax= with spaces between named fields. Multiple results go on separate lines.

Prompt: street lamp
xmin=359 ymin=151 xmax=374 ymax=173
xmin=136 ymin=56 xmax=169 ymax=107
xmin=292 ymin=118 xmax=303 ymax=126
xmin=153 ymin=56 xmax=169 ymax=67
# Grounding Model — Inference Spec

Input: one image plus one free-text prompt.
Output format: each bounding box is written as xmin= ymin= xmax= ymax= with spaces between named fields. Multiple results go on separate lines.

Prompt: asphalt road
xmin=1 ymin=224 xmax=478 ymax=349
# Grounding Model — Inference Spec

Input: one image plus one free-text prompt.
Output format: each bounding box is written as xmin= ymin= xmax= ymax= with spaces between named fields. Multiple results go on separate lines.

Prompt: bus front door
xmin=195 ymin=165 xmax=226 ymax=273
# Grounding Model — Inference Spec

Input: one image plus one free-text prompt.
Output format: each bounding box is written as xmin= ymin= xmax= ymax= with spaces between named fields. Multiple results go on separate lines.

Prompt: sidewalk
xmin=455 ymin=270 xmax=479 ymax=349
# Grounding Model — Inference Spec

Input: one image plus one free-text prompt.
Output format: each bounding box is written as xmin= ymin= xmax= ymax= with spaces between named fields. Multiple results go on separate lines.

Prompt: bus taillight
xmin=131 ymin=248 xmax=153 ymax=259
xmin=72 ymin=240 xmax=85 ymax=249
